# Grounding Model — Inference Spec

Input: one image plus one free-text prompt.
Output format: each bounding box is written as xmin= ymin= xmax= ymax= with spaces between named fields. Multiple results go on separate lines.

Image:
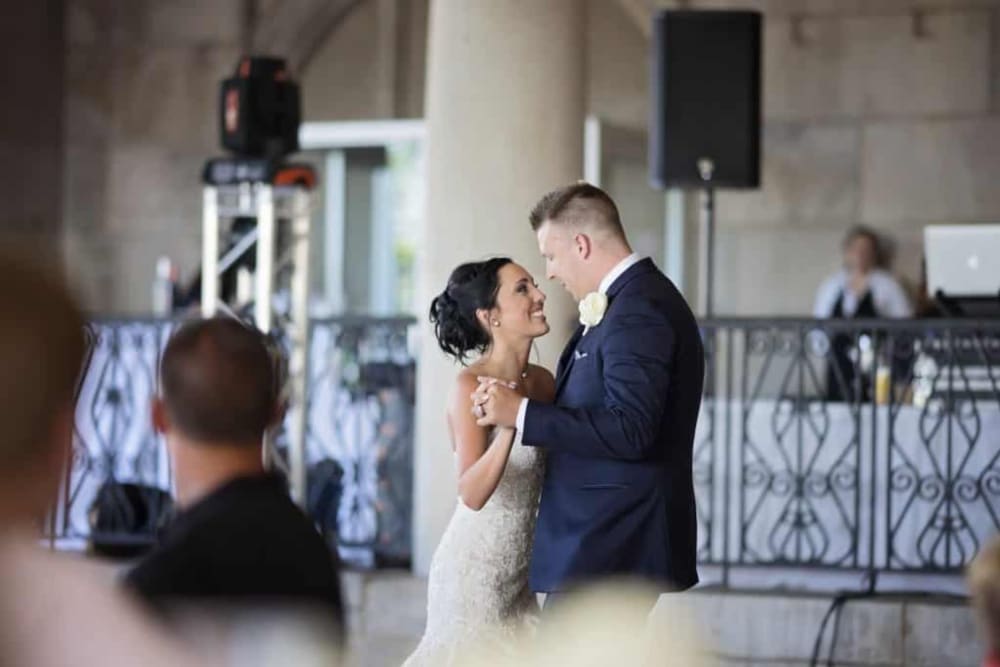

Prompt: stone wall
xmin=587 ymin=0 xmax=651 ymax=129
xmin=48 ymin=0 xmax=1000 ymax=316
xmin=303 ymin=0 xmax=427 ymax=120
xmin=671 ymin=0 xmax=1000 ymax=315
xmin=60 ymin=0 xmax=425 ymax=314
xmin=62 ymin=0 xmax=244 ymax=312
xmin=1 ymin=0 xmax=66 ymax=263
xmin=585 ymin=0 xmax=1000 ymax=315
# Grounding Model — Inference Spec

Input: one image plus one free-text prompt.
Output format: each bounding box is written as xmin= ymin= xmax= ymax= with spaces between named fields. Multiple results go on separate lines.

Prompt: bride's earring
xmin=492 ymin=319 xmax=500 ymax=327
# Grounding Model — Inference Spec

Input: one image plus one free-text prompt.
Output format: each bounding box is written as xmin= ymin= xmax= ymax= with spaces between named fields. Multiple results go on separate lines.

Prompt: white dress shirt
xmin=596 ymin=252 xmax=642 ymax=296
xmin=514 ymin=253 xmax=644 ymax=431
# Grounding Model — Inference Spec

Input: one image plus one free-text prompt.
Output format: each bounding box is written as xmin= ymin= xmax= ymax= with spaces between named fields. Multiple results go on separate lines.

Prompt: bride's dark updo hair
xmin=430 ymin=257 xmax=512 ymax=363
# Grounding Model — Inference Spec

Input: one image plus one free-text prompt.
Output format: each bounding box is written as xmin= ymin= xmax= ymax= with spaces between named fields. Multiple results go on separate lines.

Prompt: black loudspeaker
xmin=220 ymin=56 xmax=301 ymax=159
xmin=650 ymin=10 xmax=762 ymax=189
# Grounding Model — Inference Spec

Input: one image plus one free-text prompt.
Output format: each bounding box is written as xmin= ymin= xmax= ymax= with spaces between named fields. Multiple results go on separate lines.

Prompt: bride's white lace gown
xmin=403 ymin=432 xmax=544 ymax=666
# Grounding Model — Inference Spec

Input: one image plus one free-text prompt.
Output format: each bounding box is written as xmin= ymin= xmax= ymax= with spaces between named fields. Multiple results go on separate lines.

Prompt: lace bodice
xmin=462 ymin=433 xmax=544 ymax=513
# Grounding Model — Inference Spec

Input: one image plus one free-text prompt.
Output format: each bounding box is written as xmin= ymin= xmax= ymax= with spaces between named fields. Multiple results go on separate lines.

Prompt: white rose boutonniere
xmin=578 ymin=292 xmax=608 ymax=335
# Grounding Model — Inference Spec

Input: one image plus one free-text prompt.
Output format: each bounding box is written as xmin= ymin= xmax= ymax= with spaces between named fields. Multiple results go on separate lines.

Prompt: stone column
xmin=1 ymin=2 xmax=64 ymax=255
xmin=413 ymin=0 xmax=586 ymax=574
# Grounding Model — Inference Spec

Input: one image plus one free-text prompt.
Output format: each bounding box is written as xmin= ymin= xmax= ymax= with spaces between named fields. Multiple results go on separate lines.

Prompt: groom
xmin=474 ymin=183 xmax=704 ymax=610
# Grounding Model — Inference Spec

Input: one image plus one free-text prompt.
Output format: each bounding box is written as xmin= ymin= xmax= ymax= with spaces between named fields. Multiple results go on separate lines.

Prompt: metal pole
xmin=255 ymin=184 xmax=275 ymax=333
xmin=698 ymin=158 xmax=716 ymax=318
xmin=287 ymin=188 xmax=312 ymax=506
xmin=201 ymin=186 xmax=219 ymax=317
xmin=253 ymin=183 xmax=276 ymax=471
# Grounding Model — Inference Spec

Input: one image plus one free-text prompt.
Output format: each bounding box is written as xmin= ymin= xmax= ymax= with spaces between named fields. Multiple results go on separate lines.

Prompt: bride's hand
xmin=470 ymin=377 xmax=523 ymax=428
xmin=470 ymin=376 xmax=519 ymax=418
xmin=474 ymin=376 xmax=518 ymax=392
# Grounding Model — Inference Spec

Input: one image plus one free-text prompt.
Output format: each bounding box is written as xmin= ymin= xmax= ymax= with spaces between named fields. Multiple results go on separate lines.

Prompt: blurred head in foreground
xmin=0 ymin=248 xmax=85 ymax=527
xmin=0 ymin=250 xmax=208 ymax=667
xmin=461 ymin=581 xmax=710 ymax=667
xmin=969 ymin=536 xmax=1000 ymax=663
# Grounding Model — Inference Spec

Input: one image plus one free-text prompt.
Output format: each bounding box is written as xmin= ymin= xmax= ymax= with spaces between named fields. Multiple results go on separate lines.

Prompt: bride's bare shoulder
xmin=455 ymin=362 xmax=488 ymax=385
xmin=448 ymin=365 xmax=484 ymax=404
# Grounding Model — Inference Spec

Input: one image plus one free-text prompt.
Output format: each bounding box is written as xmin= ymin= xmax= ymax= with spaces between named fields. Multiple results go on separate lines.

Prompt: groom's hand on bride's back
xmin=471 ymin=377 xmax=522 ymax=429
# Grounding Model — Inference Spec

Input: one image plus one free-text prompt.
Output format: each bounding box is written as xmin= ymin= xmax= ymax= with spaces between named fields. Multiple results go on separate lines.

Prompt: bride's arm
xmin=448 ymin=373 xmax=517 ymax=511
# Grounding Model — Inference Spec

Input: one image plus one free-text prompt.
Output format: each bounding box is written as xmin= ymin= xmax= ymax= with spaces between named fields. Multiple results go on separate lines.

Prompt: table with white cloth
xmin=693 ymin=397 xmax=1000 ymax=593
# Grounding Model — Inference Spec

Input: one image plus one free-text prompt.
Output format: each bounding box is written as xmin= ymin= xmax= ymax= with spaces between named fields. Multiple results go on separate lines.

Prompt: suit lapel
xmin=553 ymin=260 xmax=656 ymax=400
xmin=555 ymin=324 xmax=585 ymax=398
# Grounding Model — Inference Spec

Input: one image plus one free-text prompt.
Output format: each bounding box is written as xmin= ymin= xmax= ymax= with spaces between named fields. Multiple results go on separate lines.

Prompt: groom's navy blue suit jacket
xmin=522 ymin=258 xmax=703 ymax=592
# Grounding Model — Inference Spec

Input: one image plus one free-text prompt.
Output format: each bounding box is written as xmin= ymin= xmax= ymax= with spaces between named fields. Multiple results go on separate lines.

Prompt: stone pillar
xmin=1 ymin=2 xmax=64 ymax=256
xmin=413 ymin=0 xmax=586 ymax=574
xmin=61 ymin=0 xmax=241 ymax=313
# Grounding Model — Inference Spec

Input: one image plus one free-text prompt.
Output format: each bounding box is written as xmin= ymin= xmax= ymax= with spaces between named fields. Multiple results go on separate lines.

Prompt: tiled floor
xmin=341 ymin=570 xmax=426 ymax=667
xmin=76 ymin=555 xmax=982 ymax=667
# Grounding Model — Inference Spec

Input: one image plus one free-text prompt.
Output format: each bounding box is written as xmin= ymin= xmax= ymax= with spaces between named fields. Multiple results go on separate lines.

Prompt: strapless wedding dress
xmin=403 ymin=432 xmax=544 ymax=665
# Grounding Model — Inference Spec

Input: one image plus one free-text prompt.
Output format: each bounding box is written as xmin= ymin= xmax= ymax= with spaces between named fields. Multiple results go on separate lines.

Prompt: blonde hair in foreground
xmin=969 ymin=535 xmax=1000 ymax=655
xmin=458 ymin=582 xmax=710 ymax=667
xmin=0 ymin=247 xmax=85 ymax=468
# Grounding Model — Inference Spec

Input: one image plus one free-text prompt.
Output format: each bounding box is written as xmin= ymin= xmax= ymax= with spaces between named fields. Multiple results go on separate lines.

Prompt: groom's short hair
xmin=529 ymin=183 xmax=624 ymax=238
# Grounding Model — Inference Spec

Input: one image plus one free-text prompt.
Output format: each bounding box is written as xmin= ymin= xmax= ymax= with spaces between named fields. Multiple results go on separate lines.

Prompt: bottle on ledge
xmin=152 ymin=256 xmax=175 ymax=317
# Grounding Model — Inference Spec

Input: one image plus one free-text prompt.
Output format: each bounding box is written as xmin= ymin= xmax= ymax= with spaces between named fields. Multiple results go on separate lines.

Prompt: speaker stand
xmin=698 ymin=158 xmax=716 ymax=318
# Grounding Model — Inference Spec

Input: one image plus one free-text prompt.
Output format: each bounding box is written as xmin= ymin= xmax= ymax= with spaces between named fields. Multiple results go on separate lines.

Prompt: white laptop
xmin=924 ymin=225 xmax=1000 ymax=297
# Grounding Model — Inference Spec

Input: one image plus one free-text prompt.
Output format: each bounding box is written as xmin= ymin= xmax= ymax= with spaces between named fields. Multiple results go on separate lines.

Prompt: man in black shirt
xmin=125 ymin=318 xmax=343 ymax=641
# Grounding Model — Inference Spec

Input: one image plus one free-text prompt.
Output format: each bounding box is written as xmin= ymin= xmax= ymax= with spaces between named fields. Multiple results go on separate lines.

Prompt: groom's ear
xmin=575 ymin=232 xmax=593 ymax=260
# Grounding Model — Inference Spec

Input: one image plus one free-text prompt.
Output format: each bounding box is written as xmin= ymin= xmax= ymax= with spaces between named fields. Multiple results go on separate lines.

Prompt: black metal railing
xmin=51 ymin=319 xmax=175 ymax=553
xmin=49 ymin=316 xmax=416 ymax=569
xmin=300 ymin=316 xmax=415 ymax=568
xmin=51 ymin=314 xmax=1000 ymax=588
xmin=695 ymin=317 xmax=1000 ymax=591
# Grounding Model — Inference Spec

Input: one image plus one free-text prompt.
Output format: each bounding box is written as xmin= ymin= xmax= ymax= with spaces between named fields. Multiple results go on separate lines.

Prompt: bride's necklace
xmin=502 ymin=368 xmax=528 ymax=390
xmin=483 ymin=351 xmax=529 ymax=384
xmin=508 ymin=367 xmax=529 ymax=386
xmin=489 ymin=364 xmax=529 ymax=385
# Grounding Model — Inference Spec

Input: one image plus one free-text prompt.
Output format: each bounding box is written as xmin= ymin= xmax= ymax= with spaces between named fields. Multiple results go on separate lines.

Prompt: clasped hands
xmin=470 ymin=376 xmax=523 ymax=428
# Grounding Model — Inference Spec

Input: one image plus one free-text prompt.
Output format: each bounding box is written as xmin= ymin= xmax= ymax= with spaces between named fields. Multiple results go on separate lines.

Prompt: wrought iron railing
xmin=299 ymin=316 xmax=415 ymax=568
xmin=49 ymin=316 xmax=416 ymax=569
xmin=695 ymin=317 xmax=1000 ymax=592
xmin=50 ymin=319 xmax=175 ymax=553
xmin=52 ymin=314 xmax=999 ymax=588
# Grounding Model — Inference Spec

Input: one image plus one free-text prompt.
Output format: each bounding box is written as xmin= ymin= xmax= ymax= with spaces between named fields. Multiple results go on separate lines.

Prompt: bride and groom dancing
xmin=404 ymin=183 xmax=705 ymax=665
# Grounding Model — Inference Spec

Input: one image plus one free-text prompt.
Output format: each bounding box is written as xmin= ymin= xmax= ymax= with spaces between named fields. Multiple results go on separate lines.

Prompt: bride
xmin=403 ymin=257 xmax=554 ymax=665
